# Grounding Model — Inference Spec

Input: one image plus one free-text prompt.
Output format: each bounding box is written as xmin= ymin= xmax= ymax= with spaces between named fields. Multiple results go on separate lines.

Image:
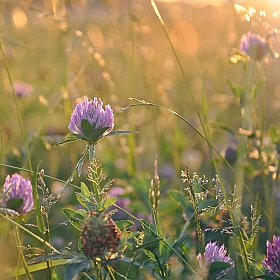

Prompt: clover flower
xmin=197 ymin=241 xmax=234 ymax=278
xmin=68 ymin=97 xmax=114 ymax=144
xmin=262 ymin=235 xmax=280 ymax=275
xmin=13 ymin=81 xmax=33 ymax=97
xmin=1 ymin=173 xmax=34 ymax=215
xmin=239 ymin=32 xmax=270 ymax=61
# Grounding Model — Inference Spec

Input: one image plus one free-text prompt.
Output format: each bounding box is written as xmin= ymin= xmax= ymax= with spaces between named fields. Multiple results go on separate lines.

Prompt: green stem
xmin=0 ymin=164 xmax=80 ymax=190
xmin=0 ymin=213 xmax=59 ymax=253
xmin=89 ymin=146 xmax=100 ymax=205
xmin=235 ymin=59 xmax=254 ymax=221
xmin=0 ymin=36 xmax=33 ymax=173
xmin=113 ymin=203 xmax=197 ymax=274
xmin=14 ymin=225 xmax=34 ymax=280
xmin=89 ymin=145 xmax=96 ymax=162
xmin=184 ymin=167 xmax=204 ymax=254
xmin=154 ymin=252 xmax=166 ymax=278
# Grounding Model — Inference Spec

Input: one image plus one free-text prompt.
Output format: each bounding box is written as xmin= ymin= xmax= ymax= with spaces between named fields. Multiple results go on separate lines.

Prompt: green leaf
xmin=172 ymin=234 xmax=190 ymax=251
xmin=251 ymin=80 xmax=264 ymax=100
xmin=54 ymin=138 xmax=79 ymax=147
xmin=77 ymin=236 xmax=83 ymax=250
xmin=226 ymin=78 xmax=244 ymax=99
xmin=269 ymin=124 xmax=280 ymax=144
xmin=252 ymin=275 xmax=280 ymax=280
xmin=62 ymin=208 xmax=86 ymax=231
xmin=108 ymin=130 xmax=138 ymax=136
xmin=181 ymin=244 xmax=192 ymax=258
xmin=76 ymin=209 xmax=88 ymax=216
xmin=80 ymin=182 xmax=90 ymax=197
xmin=65 ymin=133 xmax=85 ymax=140
xmin=115 ymin=220 xmax=134 ymax=230
xmin=54 ymin=134 xmax=88 ymax=147
xmin=142 ymin=259 xmax=158 ymax=269
xmin=7 ymin=259 xmax=67 ymax=277
xmin=208 ymin=261 xmax=232 ymax=275
xmin=28 ymin=253 xmax=73 ymax=264
xmin=81 ymin=119 xmax=92 ymax=138
xmin=64 ymin=259 xmax=91 ymax=280
xmin=104 ymin=197 xmax=117 ymax=208
xmin=75 ymin=193 xmax=87 ymax=208
xmin=6 ymin=198 xmax=23 ymax=211
xmin=51 ymin=267 xmax=62 ymax=280
xmin=89 ymin=126 xmax=110 ymax=142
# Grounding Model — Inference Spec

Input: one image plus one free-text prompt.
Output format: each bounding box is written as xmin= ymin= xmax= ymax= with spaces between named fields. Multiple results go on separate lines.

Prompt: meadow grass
xmin=1 ymin=0 xmax=280 ymax=279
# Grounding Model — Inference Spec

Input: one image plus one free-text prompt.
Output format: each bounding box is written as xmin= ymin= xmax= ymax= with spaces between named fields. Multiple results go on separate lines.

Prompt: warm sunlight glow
xmin=158 ymin=0 xmax=225 ymax=6
xmin=12 ymin=8 xmax=27 ymax=28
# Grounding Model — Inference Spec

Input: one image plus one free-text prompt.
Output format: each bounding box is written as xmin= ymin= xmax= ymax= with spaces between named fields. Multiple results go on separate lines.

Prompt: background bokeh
xmin=1 ymin=0 xmax=280 ymax=278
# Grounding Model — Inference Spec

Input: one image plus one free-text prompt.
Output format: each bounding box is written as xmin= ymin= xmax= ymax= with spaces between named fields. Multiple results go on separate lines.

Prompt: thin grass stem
xmin=0 ymin=213 xmax=59 ymax=253
xmin=14 ymin=224 xmax=34 ymax=280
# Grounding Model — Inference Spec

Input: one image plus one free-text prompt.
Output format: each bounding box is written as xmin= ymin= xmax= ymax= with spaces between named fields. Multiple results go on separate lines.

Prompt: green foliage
xmin=2 ymin=0 xmax=280 ymax=279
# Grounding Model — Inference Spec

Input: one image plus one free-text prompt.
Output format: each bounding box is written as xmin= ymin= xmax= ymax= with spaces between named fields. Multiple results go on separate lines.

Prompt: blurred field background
xmin=1 ymin=0 xmax=280 ymax=278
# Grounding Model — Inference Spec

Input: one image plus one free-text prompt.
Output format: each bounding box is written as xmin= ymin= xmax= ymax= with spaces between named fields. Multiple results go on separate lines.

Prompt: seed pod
xmin=81 ymin=210 xmax=121 ymax=259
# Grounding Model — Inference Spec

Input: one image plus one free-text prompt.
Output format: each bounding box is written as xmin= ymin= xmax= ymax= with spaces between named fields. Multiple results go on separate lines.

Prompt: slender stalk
xmin=0 ymin=164 xmax=80 ymax=190
xmin=0 ymin=213 xmax=59 ymax=253
xmin=154 ymin=252 xmax=166 ymax=278
xmin=14 ymin=225 xmax=33 ymax=280
xmin=259 ymin=62 xmax=274 ymax=240
xmin=183 ymin=167 xmax=204 ymax=254
xmin=88 ymin=146 xmax=100 ymax=205
xmin=235 ymin=60 xmax=254 ymax=221
xmin=0 ymin=36 xmax=33 ymax=173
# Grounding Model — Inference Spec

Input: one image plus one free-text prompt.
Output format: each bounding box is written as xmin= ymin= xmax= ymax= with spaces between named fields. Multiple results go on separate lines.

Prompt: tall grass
xmin=1 ymin=0 xmax=280 ymax=279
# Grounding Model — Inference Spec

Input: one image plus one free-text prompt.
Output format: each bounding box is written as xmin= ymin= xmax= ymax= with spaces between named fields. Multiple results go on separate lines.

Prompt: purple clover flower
xmin=13 ymin=81 xmax=33 ymax=97
xmin=239 ymin=32 xmax=270 ymax=61
xmin=197 ymin=241 xmax=234 ymax=278
xmin=68 ymin=97 xmax=114 ymax=142
xmin=1 ymin=173 xmax=34 ymax=215
xmin=262 ymin=235 xmax=280 ymax=275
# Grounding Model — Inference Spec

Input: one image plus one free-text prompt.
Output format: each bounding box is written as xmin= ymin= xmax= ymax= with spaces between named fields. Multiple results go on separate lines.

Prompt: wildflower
xmin=239 ymin=32 xmax=270 ymax=61
xmin=68 ymin=97 xmax=114 ymax=144
xmin=197 ymin=241 xmax=234 ymax=278
xmin=13 ymin=81 xmax=33 ymax=97
xmin=262 ymin=235 xmax=280 ymax=275
xmin=1 ymin=173 xmax=34 ymax=215
xmin=81 ymin=210 xmax=121 ymax=259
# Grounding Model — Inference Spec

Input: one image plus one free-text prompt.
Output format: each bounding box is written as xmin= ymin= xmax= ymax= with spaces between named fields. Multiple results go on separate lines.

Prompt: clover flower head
xmin=262 ymin=235 xmax=280 ymax=275
xmin=197 ymin=241 xmax=234 ymax=278
xmin=68 ymin=97 xmax=114 ymax=142
xmin=1 ymin=173 xmax=34 ymax=215
xmin=239 ymin=32 xmax=270 ymax=61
